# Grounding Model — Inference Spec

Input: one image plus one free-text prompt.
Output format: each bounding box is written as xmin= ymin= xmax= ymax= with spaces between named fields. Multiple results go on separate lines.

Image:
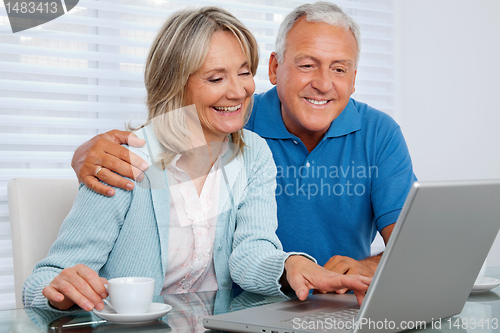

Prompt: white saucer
xmin=93 ymin=302 xmax=172 ymax=324
xmin=471 ymin=277 xmax=500 ymax=293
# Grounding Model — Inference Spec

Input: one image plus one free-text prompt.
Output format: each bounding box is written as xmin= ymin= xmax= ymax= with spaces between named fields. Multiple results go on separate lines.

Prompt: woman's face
xmin=185 ymin=30 xmax=255 ymax=143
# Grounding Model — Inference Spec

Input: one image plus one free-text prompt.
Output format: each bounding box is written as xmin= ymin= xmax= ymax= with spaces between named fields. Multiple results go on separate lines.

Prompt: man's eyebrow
xmin=331 ymin=59 xmax=353 ymax=66
xmin=294 ymin=55 xmax=320 ymax=63
xmin=294 ymin=55 xmax=353 ymax=66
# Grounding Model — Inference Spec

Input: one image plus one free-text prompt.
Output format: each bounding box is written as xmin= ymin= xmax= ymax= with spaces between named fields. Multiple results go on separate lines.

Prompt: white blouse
xmin=162 ymin=142 xmax=228 ymax=294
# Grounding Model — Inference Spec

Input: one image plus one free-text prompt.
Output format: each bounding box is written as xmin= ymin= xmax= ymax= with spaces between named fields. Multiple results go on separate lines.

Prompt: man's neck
xmin=280 ymin=105 xmax=329 ymax=153
xmin=301 ymin=134 xmax=325 ymax=153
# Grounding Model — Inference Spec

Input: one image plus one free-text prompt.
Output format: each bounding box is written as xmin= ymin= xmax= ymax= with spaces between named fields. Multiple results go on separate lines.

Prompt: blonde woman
xmin=24 ymin=7 xmax=370 ymax=313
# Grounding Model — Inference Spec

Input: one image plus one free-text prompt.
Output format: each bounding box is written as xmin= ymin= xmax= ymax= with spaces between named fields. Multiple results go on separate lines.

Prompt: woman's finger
xmin=48 ymin=278 xmax=95 ymax=311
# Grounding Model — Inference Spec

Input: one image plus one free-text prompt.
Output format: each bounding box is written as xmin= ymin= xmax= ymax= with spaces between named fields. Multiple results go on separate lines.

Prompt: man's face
xmin=269 ymin=17 xmax=358 ymax=140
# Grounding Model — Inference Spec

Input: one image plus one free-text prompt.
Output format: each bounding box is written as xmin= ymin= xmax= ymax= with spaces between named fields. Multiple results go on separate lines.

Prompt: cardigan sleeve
xmin=22 ymin=183 xmax=133 ymax=311
xmin=228 ymin=136 xmax=315 ymax=297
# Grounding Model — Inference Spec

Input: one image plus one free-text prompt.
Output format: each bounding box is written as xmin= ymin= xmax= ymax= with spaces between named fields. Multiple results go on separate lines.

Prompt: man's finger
xmin=324 ymin=255 xmax=352 ymax=274
xmin=94 ymin=163 xmax=138 ymax=190
xmin=126 ymin=132 xmax=147 ymax=148
xmin=81 ymin=175 xmax=115 ymax=197
xmin=99 ymin=155 xmax=145 ymax=183
xmin=326 ymin=262 xmax=349 ymax=275
xmin=107 ymin=130 xmax=138 ymax=145
xmin=102 ymin=142 xmax=148 ymax=173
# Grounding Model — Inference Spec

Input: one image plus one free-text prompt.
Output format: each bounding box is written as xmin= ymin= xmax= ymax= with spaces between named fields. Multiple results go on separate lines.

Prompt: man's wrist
xmin=360 ymin=254 xmax=383 ymax=272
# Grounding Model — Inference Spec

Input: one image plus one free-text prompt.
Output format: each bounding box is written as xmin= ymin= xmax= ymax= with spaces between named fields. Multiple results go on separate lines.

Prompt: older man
xmin=72 ymin=2 xmax=416 ymax=281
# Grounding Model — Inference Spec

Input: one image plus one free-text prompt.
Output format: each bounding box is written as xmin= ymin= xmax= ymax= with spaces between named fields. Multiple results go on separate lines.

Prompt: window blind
xmin=0 ymin=0 xmax=395 ymax=309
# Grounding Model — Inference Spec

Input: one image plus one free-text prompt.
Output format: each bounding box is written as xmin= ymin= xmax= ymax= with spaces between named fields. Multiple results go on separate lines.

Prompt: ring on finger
xmin=95 ymin=166 xmax=104 ymax=177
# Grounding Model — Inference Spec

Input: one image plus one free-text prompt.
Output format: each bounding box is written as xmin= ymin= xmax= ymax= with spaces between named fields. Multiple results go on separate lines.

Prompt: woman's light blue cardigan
xmin=23 ymin=125 xmax=307 ymax=311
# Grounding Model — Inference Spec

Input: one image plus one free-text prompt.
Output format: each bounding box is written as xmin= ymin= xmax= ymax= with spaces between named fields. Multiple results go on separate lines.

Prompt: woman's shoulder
xmin=242 ymin=129 xmax=267 ymax=147
xmin=239 ymin=129 xmax=274 ymax=168
xmin=123 ymin=126 xmax=153 ymax=163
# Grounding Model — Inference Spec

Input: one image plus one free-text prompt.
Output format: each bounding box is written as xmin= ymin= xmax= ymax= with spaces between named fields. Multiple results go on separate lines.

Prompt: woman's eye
xmin=208 ymin=77 xmax=222 ymax=83
xmin=239 ymin=71 xmax=251 ymax=76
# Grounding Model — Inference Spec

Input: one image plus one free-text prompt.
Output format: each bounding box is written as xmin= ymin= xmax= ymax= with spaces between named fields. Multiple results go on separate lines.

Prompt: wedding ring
xmin=95 ymin=166 xmax=103 ymax=177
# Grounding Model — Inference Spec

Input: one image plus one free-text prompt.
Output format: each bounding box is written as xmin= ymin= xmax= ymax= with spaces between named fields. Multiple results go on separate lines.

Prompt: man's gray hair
xmin=275 ymin=1 xmax=361 ymax=67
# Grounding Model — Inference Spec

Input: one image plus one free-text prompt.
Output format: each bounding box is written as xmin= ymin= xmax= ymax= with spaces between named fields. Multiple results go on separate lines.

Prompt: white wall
xmin=395 ymin=0 xmax=500 ymax=266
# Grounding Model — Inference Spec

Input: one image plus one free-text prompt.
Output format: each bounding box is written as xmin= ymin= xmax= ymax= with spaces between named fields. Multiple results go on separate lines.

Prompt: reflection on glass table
xmin=1 ymin=266 xmax=499 ymax=333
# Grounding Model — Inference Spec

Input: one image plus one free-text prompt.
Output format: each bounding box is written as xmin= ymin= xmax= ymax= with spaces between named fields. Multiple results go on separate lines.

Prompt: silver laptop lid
xmin=355 ymin=179 xmax=500 ymax=332
xmin=204 ymin=179 xmax=500 ymax=333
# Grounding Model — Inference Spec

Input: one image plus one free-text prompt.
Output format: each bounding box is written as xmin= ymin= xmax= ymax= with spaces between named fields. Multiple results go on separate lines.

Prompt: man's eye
xmin=300 ymin=64 xmax=313 ymax=69
xmin=334 ymin=68 xmax=347 ymax=73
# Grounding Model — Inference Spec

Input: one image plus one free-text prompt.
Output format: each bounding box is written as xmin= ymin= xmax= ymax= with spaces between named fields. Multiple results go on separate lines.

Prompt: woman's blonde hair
xmin=142 ymin=6 xmax=259 ymax=164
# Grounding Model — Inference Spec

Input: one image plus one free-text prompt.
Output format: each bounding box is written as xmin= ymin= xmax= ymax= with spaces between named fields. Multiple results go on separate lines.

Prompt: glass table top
xmin=2 ymin=266 xmax=499 ymax=333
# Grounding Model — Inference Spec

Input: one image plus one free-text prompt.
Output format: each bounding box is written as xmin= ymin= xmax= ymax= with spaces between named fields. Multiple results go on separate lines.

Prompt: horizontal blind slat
xmin=0 ymin=115 xmax=129 ymax=129
xmin=0 ymin=133 xmax=93 ymax=146
xmin=0 ymin=151 xmax=73 ymax=163
xmin=0 ymin=97 xmax=145 ymax=113
xmin=0 ymin=169 xmax=77 ymax=182
xmin=0 ymin=43 xmax=145 ymax=63
xmin=0 ymin=61 xmax=143 ymax=81
xmin=0 ymin=79 xmax=147 ymax=97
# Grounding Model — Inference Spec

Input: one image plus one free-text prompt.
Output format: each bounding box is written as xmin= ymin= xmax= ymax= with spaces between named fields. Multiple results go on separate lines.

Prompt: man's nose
xmin=311 ymin=67 xmax=333 ymax=93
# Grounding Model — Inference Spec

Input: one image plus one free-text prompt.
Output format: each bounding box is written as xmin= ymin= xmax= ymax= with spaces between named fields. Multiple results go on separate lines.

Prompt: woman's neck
xmin=177 ymin=140 xmax=225 ymax=196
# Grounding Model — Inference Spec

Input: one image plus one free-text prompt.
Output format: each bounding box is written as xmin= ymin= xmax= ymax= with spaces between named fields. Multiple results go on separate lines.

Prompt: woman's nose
xmin=226 ymin=77 xmax=247 ymax=100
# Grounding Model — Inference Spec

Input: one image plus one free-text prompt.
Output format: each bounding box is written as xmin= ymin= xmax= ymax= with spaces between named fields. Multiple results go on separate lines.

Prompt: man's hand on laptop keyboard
xmin=322 ymin=224 xmax=395 ymax=293
xmin=323 ymin=255 xmax=380 ymax=293
xmin=283 ymin=255 xmax=372 ymax=306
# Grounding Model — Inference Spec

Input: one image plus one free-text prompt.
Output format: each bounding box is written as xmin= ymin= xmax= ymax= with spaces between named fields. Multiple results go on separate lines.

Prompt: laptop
xmin=204 ymin=179 xmax=500 ymax=333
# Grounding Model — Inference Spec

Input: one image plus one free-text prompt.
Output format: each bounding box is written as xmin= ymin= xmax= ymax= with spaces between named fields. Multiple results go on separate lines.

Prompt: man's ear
xmin=352 ymin=69 xmax=357 ymax=94
xmin=268 ymin=52 xmax=279 ymax=86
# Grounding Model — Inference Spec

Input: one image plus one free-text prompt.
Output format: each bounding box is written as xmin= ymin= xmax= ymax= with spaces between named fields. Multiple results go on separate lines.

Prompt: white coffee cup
xmin=474 ymin=259 xmax=487 ymax=285
xmin=105 ymin=277 xmax=155 ymax=314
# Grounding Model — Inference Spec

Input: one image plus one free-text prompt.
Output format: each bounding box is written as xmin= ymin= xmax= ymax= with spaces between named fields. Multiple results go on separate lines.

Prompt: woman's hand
xmin=284 ymin=255 xmax=371 ymax=305
xmin=42 ymin=264 xmax=108 ymax=311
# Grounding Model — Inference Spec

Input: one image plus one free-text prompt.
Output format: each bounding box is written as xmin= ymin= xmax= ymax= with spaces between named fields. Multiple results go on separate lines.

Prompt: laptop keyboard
xmin=282 ymin=306 xmax=360 ymax=325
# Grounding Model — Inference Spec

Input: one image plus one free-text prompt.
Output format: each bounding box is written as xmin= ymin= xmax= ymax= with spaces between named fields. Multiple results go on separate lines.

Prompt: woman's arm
xmin=23 ymin=184 xmax=132 ymax=311
xmin=228 ymin=136 xmax=301 ymax=295
xmin=228 ymin=135 xmax=371 ymax=303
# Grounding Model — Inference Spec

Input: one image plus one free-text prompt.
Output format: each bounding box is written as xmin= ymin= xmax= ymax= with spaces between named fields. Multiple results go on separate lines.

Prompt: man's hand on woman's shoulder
xmin=71 ymin=130 xmax=148 ymax=196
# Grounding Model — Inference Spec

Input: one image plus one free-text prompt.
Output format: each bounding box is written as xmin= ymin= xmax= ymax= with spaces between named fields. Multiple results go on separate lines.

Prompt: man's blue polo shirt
xmin=245 ymin=87 xmax=416 ymax=266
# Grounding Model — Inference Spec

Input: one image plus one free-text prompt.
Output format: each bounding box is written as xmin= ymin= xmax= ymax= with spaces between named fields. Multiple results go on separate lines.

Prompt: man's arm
xmin=71 ymin=130 xmax=148 ymax=196
xmin=323 ymin=223 xmax=395 ymax=281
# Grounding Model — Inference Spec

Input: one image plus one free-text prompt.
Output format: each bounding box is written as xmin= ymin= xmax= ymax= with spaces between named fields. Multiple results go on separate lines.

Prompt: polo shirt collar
xmin=253 ymin=87 xmax=361 ymax=139
xmin=324 ymin=98 xmax=361 ymax=138
xmin=252 ymin=87 xmax=294 ymax=139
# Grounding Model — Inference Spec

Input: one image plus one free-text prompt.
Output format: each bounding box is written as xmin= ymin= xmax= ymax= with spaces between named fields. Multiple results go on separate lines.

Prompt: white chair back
xmin=8 ymin=178 xmax=79 ymax=308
